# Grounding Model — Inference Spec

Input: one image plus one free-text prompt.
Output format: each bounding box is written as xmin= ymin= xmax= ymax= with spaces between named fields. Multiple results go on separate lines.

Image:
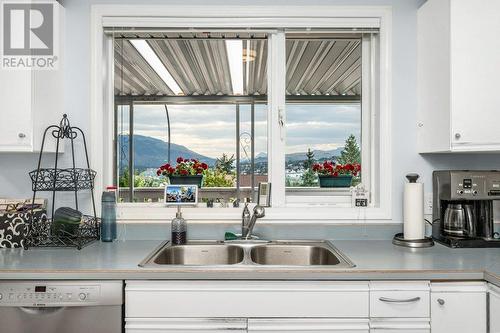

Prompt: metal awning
xmin=114 ymin=32 xmax=361 ymax=99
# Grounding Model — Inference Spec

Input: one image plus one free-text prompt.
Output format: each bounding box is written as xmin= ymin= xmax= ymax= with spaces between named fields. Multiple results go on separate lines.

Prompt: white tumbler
xmin=403 ymin=173 xmax=424 ymax=240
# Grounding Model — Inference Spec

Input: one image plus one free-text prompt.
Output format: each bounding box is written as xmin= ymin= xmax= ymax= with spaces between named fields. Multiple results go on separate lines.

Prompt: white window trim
xmin=90 ymin=5 xmax=392 ymax=222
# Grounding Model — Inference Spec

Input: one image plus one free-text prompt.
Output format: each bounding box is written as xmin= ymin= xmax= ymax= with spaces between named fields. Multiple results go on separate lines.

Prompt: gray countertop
xmin=1 ymin=240 xmax=499 ymax=286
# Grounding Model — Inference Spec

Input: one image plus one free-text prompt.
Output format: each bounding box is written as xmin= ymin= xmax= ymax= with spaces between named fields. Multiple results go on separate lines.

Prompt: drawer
xmin=126 ymin=280 xmax=369 ymax=318
xmin=370 ymin=318 xmax=430 ymax=332
xmin=126 ymin=318 xmax=247 ymax=333
xmin=248 ymin=318 xmax=370 ymax=332
xmin=370 ymin=282 xmax=430 ymax=318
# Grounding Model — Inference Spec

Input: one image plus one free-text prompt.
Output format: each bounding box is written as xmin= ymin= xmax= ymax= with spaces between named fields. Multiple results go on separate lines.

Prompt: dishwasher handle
xmin=19 ymin=306 xmax=66 ymax=315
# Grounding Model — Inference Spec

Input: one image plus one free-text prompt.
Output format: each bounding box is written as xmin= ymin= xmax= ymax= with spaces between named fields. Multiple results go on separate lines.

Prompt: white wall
xmin=1 ymin=0 xmax=500 ymax=223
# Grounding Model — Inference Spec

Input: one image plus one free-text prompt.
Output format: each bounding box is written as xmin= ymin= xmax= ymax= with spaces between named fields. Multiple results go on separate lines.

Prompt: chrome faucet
xmin=242 ymin=205 xmax=265 ymax=240
xmin=241 ymin=202 xmax=251 ymax=237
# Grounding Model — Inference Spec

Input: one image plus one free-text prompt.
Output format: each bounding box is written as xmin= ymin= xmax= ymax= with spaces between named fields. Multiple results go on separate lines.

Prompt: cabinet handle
xmin=18 ymin=133 xmax=26 ymax=138
xmin=437 ymin=298 xmax=445 ymax=305
xmin=379 ymin=296 xmax=421 ymax=303
xmin=455 ymin=133 xmax=461 ymax=140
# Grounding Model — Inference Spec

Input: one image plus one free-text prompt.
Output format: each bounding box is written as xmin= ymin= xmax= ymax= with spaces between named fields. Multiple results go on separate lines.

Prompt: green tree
xmin=301 ymin=148 xmax=318 ymax=187
xmin=303 ymin=148 xmax=315 ymax=169
xmin=215 ymin=153 xmax=235 ymax=173
xmin=203 ymin=169 xmax=235 ymax=187
xmin=119 ymin=167 xmax=165 ymax=188
xmin=336 ymin=134 xmax=361 ymax=165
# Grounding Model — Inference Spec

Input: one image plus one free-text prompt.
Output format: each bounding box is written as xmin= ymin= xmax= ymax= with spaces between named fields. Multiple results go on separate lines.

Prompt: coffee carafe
xmin=443 ymin=203 xmax=475 ymax=237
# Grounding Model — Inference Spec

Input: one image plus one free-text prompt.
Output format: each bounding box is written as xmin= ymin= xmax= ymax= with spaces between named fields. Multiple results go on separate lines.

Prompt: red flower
xmin=157 ymin=156 xmax=211 ymax=178
xmin=333 ymin=172 xmax=339 ymax=177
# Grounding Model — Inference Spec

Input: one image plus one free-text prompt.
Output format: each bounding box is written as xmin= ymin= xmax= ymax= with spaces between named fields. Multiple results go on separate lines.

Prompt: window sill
xmin=116 ymin=202 xmax=391 ymax=222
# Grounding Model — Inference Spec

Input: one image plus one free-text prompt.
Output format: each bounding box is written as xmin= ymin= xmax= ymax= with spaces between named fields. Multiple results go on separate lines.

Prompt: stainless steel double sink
xmin=139 ymin=240 xmax=355 ymax=268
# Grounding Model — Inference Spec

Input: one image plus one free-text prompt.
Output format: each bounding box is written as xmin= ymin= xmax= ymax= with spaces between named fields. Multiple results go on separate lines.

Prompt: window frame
xmin=90 ymin=5 xmax=392 ymax=222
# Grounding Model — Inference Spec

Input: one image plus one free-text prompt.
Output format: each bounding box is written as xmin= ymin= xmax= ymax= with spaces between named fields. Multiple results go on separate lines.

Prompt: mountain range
xmin=118 ymin=135 xmax=216 ymax=170
xmin=119 ymin=135 xmax=343 ymax=170
xmin=255 ymin=148 xmax=344 ymax=163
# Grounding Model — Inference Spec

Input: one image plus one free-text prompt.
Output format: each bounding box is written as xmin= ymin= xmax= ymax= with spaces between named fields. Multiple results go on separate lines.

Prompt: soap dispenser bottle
xmin=171 ymin=207 xmax=187 ymax=245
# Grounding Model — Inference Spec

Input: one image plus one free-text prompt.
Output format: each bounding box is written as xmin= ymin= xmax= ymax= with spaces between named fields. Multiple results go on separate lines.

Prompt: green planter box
xmin=168 ymin=175 xmax=203 ymax=187
xmin=318 ymin=175 xmax=353 ymax=188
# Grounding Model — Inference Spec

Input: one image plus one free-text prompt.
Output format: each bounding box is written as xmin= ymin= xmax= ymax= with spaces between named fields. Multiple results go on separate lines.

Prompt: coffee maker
xmin=433 ymin=170 xmax=500 ymax=248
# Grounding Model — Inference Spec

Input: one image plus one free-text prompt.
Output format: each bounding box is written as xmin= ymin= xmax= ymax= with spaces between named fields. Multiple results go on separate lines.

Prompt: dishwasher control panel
xmin=0 ymin=282 xmax=101 ymax=306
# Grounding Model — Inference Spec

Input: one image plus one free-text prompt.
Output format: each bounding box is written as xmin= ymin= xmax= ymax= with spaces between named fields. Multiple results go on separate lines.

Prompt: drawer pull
xmin=437 ymin=298 xmax=445 ymax=305
xmin=379 ymin=296 xmax=421 ymax=303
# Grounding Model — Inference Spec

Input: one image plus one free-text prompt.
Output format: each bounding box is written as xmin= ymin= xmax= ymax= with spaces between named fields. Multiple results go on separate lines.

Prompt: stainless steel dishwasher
xmin=0 ymin=280 xmax=123 ymax=333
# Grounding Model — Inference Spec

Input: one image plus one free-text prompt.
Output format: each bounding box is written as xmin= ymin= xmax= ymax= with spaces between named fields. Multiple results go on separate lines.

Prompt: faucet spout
xmin=243 ymin=205 xmax=265 ymax=239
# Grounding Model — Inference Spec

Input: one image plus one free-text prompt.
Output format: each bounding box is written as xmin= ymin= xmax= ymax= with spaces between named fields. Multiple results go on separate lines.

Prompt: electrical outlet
xmin=424 ymin=192 xmax=433 ymax=215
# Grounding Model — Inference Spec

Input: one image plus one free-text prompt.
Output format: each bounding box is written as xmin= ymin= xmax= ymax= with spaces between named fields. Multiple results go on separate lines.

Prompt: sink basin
xmin=250 ymin=244 xmax=341 ymax=266
xmin=152 ymin=243 xmax=244 ymax=265
xmin=140 ymin=240 xmax=354 ymax=268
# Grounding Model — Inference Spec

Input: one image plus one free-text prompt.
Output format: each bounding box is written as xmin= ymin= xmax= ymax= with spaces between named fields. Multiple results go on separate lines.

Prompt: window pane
xmin=238 ymin=104 xmax=268 ymax=200
xmin=116 ymin=104 xmax=131 ymax=202
xmin=285 ymin=103 xmax=361 ymax=188
xmin=114 ymin=33 xmax=268 ymax=206
xmin=285 ymin=33 xmax=363 ymax=205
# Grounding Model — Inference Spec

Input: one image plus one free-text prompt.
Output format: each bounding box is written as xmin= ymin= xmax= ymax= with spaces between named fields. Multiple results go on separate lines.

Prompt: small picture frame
xmin=257 ymin=182 xmax=271 ymax=207
xmin=164 ymin=185 xmax=198 ymax=206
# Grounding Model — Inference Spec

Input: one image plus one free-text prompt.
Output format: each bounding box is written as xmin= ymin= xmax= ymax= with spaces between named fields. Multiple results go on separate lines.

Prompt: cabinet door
xmin=431 ymin=283 xmax=487 ymax=333
xmin=450 ymin=0 xmax=500 ymax=150
xmin=248 ymin=318 xmax=369 ymax=333
xmin=126 ymin=281 xmax=369 ymax=318
xmin=490 ymin=284 xmax=500 ymax=333
xmin=125 ymin=318 xmax=247 ymax=333
xmin=0 ymin=69 xmax=32 ymax=151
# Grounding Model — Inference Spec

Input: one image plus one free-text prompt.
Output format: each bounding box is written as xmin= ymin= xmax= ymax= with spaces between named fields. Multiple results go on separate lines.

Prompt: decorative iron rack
xmin=28 ymin=114 xmax=99 ymax=249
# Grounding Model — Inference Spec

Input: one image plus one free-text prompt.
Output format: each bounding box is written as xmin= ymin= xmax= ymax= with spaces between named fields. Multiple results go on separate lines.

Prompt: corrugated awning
xmin=114 ymin=32 xmax=361 ymax=98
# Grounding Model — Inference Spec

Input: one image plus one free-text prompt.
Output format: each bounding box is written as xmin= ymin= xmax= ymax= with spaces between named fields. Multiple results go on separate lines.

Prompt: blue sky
xmin=120 ymin=103 xmax=361 ymax=159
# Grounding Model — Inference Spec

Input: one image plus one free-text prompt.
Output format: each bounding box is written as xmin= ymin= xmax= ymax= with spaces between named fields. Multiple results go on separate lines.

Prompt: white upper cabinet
xmin=417 ymin=0 xmax=500 ymax=152
xmin=0 ymin=1 xmax=64 ymax=153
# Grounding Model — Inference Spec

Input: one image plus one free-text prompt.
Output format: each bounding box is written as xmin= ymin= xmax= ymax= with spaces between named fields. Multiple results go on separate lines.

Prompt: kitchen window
xmin=92 ymin=5 xmax=392 ymax=220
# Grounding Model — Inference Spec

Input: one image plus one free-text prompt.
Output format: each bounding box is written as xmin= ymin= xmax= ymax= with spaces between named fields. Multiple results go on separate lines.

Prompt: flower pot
xmin=318 ymin=175 xmax=353 ymax=188
xmin=168 ymin=175 xmax=203 ymax=187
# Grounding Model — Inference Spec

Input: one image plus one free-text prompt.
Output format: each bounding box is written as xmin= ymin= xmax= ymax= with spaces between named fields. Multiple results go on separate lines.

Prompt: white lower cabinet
xmin=124 ymin=280 xmax=492 ymax=333
xmin=125 ymin=281 xmax=369 ymax=318
xmin=490 ymin=284 xmax=500 ymax=333
xmin=369 ymin=282 xmax=430 ymax=333
xmin=369 ymin=318 xmax=430 ymax=333
xmin=125 ymin=318 xmax=247 ymax=333
xmin=431 ymin=282 xmax=487 ymax=333
xmin=248 ymin=318 xmax=369 ymax=332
